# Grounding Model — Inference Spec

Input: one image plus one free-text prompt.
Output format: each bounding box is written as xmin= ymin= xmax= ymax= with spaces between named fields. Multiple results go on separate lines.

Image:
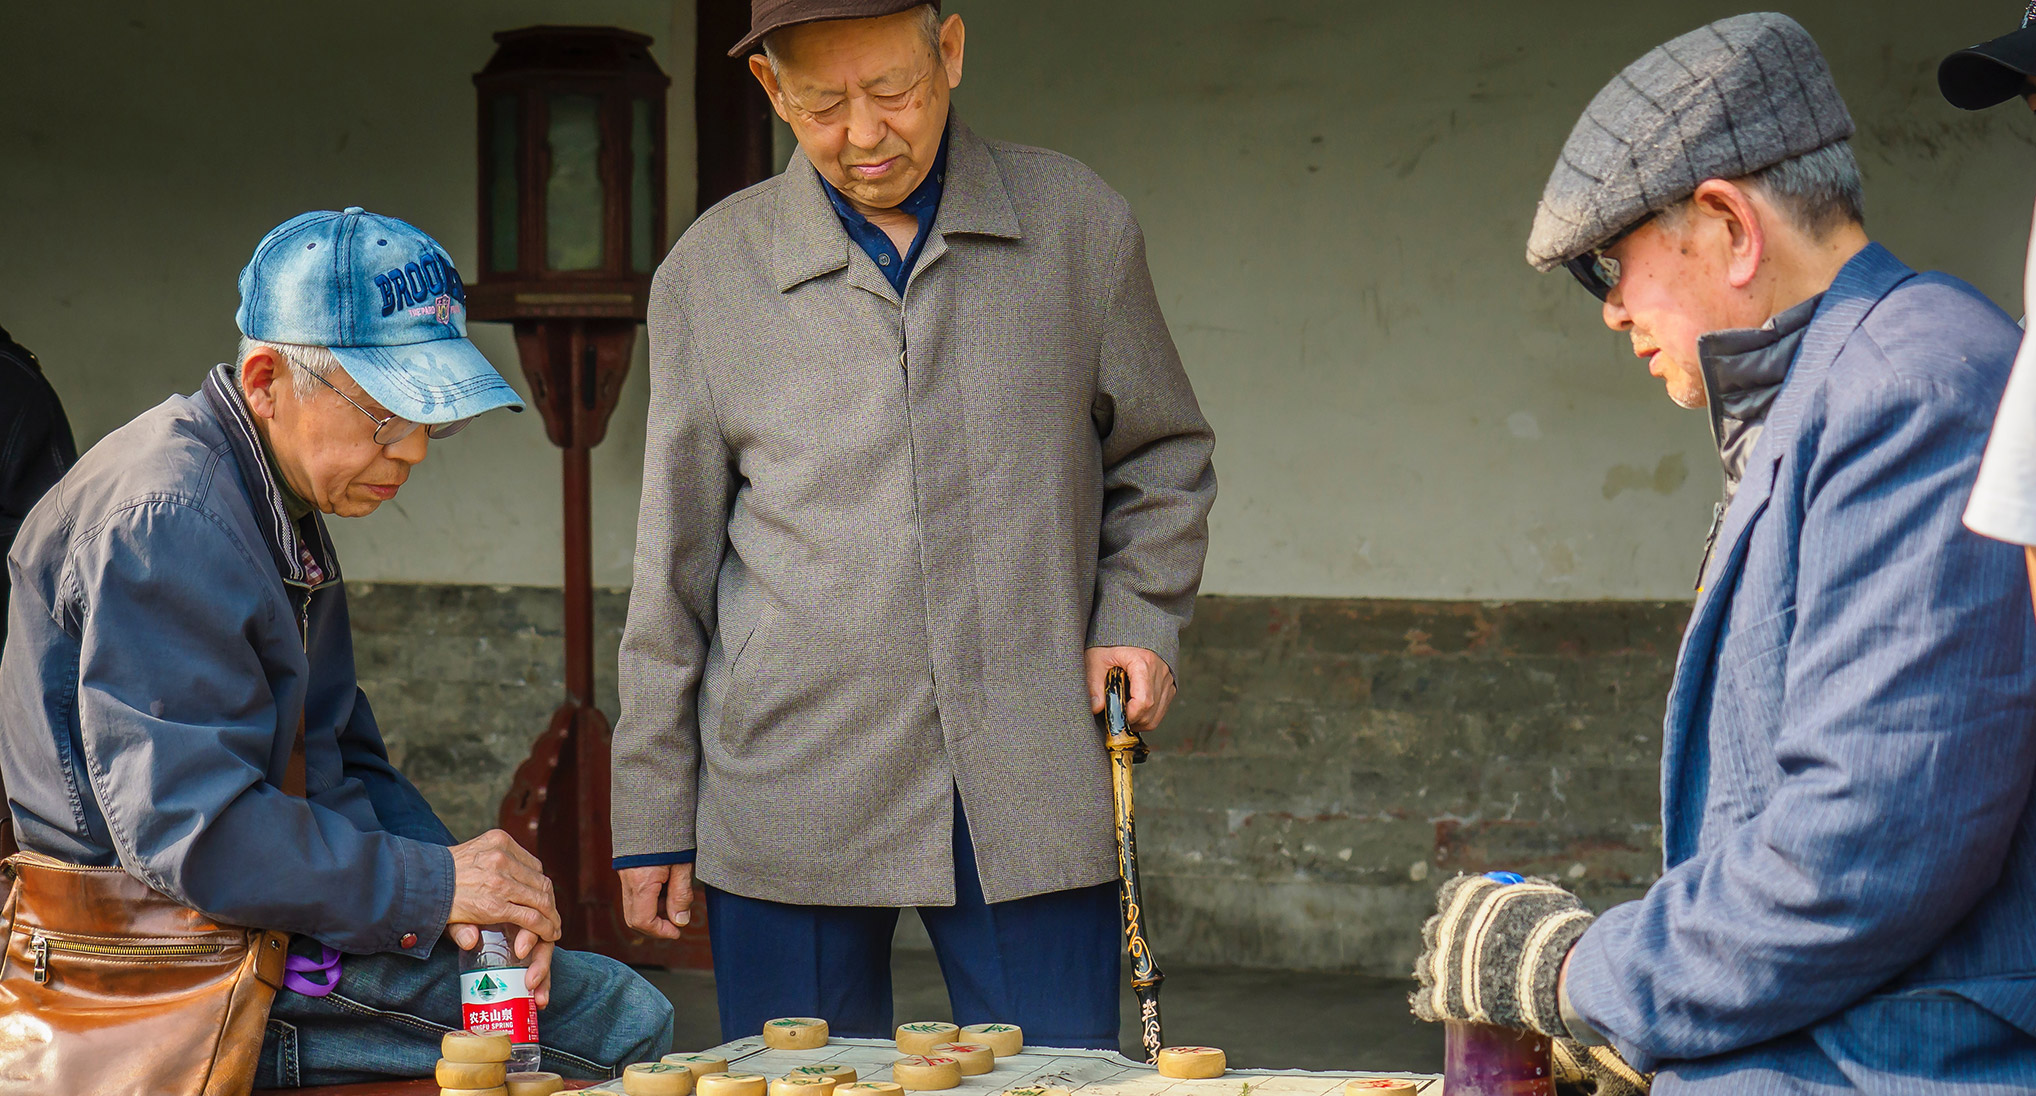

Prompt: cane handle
xmin=1104 ymin=667 xmax=1142 ymax=753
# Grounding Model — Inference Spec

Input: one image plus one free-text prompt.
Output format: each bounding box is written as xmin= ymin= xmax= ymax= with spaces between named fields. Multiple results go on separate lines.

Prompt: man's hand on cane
xmin=620 ymin=862 xmax=696 ymax=940
xmin=1087 ymin=647 xmax=1176 ymax=732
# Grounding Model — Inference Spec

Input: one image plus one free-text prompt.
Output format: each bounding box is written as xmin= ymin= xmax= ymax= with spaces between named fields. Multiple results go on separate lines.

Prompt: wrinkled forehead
xmin=772 ymin=18 xmax=937 ymax=95
xmin=335 ymin=370 xmax=394 ymax=416
xmin=1605 ymin=213 xmax=1684 ymax=266
xmin=287 ymin=359 xmax=393 ymax=418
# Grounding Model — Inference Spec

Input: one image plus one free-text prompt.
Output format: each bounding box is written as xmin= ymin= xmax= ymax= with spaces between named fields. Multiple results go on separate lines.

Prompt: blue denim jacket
xmin=0 ymin=365 xmax=454 ymax=957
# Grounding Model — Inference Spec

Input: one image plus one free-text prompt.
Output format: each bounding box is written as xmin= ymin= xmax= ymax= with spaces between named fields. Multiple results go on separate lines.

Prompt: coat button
xmin=400 ymin=932 xmax=418 ymax=949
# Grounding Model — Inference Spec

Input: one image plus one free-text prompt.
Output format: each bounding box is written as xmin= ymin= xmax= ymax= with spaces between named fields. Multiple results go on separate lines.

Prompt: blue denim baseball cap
xmin=236 ymin=207 xmax=524 ymax=424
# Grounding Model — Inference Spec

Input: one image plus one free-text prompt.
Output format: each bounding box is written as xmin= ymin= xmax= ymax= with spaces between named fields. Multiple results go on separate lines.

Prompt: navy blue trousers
xmin=704 ymin=802 xmax=1120 ymax=1049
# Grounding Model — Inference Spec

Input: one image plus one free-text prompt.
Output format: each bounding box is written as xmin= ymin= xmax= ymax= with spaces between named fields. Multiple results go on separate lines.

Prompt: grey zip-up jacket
xmin=0 ymin=365 xmax=453 ymax=956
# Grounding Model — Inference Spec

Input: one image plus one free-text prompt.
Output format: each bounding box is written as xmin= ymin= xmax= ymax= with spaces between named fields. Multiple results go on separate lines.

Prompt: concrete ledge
xmin=347 ymin=585 xmax=1687 ymax=974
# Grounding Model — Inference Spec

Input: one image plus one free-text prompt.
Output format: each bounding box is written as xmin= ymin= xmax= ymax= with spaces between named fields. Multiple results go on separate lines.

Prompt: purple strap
xmin=282 ymin=945 xmax=343 ymax=997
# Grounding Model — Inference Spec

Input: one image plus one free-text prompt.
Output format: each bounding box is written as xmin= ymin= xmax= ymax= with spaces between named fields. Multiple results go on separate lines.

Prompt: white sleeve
xmin=1965 ymin=201 xmax=2036 ymax=547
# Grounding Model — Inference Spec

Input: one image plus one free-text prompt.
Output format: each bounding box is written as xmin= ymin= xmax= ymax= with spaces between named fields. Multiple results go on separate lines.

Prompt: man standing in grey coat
xmin=614 ymin=0 xmax=1215 ymax=1047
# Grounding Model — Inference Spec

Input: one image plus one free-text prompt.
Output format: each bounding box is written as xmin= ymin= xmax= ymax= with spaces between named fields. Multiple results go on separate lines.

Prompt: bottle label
xmin=460 ymin=966 xmax=537 ymax=1044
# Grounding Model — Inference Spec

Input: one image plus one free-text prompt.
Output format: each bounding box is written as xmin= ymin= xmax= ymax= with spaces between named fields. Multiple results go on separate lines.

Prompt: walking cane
xmin=1104 ymin=666 xmax=1165 ymax=1063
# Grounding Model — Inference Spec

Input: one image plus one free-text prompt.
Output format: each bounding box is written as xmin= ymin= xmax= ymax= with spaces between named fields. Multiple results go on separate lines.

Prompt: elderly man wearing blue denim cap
xmin=0 ymin=208 xmax=671 ymax=1086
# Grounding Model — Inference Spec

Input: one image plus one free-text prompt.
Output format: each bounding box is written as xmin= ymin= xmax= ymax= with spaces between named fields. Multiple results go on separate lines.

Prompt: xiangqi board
xmin=584 ymin=1037 xmax=1438 ymax=1095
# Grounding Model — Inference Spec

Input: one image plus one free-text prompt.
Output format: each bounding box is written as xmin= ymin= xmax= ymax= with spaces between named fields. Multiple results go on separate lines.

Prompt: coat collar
xmin=199 ymin=363 xmax=337 ymax=591
xmin=769 ymin=114 xmax=1023 ymax=296
xmin=1697 ymin=291 xmax=1821 ymax=513
xmin=1689 ymin=243 xmax=1913 ymax=593
xmin=1659 ymin=242 xmax=1916 ymax=865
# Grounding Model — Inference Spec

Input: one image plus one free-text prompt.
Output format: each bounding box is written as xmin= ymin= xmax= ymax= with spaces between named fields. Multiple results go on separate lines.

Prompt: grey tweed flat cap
xmin=1526 ymin=12 xmax=1855 ymax=271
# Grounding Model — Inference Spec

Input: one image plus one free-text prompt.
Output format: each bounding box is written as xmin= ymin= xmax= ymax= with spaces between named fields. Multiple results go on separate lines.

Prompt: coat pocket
xmin=727 ymin=606 xmax=771 ymax=681
xmin=1719 ymin=603 xmax=1796 ymax=673
xmin=715 ymin=606 xmax=774 ymax=735
xmin=1709 ymin=602 xmax=1797 ymax=819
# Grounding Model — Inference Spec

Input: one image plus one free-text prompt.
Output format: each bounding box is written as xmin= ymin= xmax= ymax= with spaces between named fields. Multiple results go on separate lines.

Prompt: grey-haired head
xmin=1526 ymin=12 xmax=1855 ymax=273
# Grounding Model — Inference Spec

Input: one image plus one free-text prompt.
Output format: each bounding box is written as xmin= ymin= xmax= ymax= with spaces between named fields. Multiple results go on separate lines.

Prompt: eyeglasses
xmin=1563 ymin=213 xmax=1657 ymax=302
xmin=301 ymin=367 xmax=472 ymax=446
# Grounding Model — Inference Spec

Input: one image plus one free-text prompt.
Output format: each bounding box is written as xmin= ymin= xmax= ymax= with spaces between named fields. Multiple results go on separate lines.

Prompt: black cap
xmin=729 ymin=0 xmax=940 ymax=58
xmin=1940 ymin=6 xmax=2036 ymax=110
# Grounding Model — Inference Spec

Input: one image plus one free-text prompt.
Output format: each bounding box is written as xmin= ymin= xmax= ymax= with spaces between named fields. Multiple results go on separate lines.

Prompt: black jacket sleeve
xmin=1 ymin=327 xmax=79 ymax=647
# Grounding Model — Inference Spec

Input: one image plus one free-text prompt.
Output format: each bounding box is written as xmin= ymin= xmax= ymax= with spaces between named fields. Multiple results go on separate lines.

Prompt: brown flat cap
xmin=729 ymin=0 xmax=941 ymax=58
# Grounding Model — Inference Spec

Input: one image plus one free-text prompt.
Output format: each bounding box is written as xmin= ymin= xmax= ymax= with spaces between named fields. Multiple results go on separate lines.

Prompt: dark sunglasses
xmin=1563 ymin=212 xmax=1657 ymax=302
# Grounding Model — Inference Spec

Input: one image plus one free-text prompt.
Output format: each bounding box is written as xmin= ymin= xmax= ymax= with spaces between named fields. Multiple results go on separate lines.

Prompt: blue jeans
xmin=704 ymin=800 xmax=1121 ymax=1049
xmin=254 ymin=938 xmax=672 ymax=1087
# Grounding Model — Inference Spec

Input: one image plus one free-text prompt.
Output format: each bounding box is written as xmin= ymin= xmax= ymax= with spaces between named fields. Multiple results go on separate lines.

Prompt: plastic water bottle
xmin=458 ymin=927 xmax=541 ymax=1073
xmin=1442 ymin=872 xmax=1553 ymax=1096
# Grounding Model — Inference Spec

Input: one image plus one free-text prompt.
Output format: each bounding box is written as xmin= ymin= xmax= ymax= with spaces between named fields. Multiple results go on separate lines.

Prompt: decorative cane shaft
xmin=1105 ymin=667 xmax=1164 ymax=1062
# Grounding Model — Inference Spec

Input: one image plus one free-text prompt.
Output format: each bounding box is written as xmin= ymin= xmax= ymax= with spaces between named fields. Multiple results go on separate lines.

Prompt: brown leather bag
xmin=0 ymin=721 xmax=303 ymax=1095
xmin=0 ymin=854 xmax=289 ymax=1094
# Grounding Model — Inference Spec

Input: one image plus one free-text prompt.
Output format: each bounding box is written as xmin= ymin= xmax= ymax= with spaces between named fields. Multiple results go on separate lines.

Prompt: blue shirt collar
xmin=820 ymin=128 xmax=951 ymax=294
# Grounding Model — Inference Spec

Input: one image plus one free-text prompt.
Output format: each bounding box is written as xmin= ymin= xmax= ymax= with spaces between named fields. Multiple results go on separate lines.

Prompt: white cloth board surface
xmin=579 ymin=1037 xmax=1439 ymax=1094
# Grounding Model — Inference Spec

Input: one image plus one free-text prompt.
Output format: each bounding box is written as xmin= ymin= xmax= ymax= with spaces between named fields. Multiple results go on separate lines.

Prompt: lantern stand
xmin=468 ymin=26 xmax=691 ymax=968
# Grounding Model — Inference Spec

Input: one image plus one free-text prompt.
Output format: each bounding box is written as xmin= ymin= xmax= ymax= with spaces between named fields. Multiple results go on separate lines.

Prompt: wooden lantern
xmin=467 ymin=26 xmax=693 ymax=968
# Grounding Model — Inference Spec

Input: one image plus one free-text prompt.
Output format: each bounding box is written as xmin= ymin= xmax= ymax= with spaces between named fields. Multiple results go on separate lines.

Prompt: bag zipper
xmin=30 ymin=931 xmax=227 ymax=984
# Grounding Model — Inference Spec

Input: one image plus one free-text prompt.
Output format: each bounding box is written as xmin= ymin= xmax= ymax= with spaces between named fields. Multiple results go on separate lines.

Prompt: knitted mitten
xmin=1409 ymin=872 xmax=1594 ymax=1037
xmin=1553 ymin=1037 xmax=1651 ymax=1095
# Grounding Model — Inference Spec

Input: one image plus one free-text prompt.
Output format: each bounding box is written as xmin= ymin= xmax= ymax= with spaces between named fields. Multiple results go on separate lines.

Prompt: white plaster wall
xmin=944 ymin=0 xmax=2036 ymax=598
xmin=4 ymin=2 xmax=2032 ymax=598
xmin=0 ymin=1 xmax=693 ymax=588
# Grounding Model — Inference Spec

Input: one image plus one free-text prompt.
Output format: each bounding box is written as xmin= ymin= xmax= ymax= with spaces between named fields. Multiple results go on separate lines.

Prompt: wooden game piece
xmin=664 ymin=1054 xmax=733 ymax=1078
xmin=1344 ymin=1082 xmax=1418 ymax=1096
xmin=697 ymin=1072 xmax=769 ymax=1096
xmin=789 ymin=1064 xmax=859 ymax=1084
xmin=443 ymin=1030 xmax=514 ymax=1063
xmin=627 ymin=1062 xmax=701 ymax=1096
xmin=439 ymin=1088 xmax=508 ymax=1096
xmin=763 ymin=1017 xmax=831 ymax=1050
xmin=959 ymin=1023 xmax=1023 ymax=1058
xmin=891 ymin=1056 xmax=962 ymax=1091
xmin=771 ymin=1077 xmax=837 ymax=1096
xmin=929 ymin=1043 xmax=993 ymax=1076
xmin=438 ymin=1059 xmax=509 ymax=1088
xmin=839 ymin=1084 xmax=904 ymax=1096
xmin=1155 ymin=1047 xmax=1227 ymax=1079
xmin=506 ymin=1073 xmax=566 ymax=1096
xmin=895 ymin=1021 xmax=960 ymax=1054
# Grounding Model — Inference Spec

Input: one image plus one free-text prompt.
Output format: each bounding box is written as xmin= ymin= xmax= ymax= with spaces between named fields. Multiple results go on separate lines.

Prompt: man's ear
xmin=240 ymin=347 xmax=284 ymax=422
xmin=1691 ymin=178 xmax=1765 ymax=290
xmin=748 ymin=54 xmax=793 ymax=125
xmin=939 ymin=14 xmax=965 ymax=89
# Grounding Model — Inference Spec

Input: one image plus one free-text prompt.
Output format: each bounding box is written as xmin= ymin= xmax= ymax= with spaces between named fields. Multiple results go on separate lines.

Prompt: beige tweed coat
xmin=613 ymin=117 xmax=1216 ymax=906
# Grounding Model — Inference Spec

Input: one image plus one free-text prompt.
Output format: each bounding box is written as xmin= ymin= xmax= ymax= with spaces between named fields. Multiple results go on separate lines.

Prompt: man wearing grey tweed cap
xmin=1412 ymin=13 xmax=2036 ymax=1094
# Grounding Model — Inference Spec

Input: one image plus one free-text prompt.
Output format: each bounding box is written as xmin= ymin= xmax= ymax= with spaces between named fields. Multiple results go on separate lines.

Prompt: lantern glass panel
xmin=631 ymin=97 xmax=656 ymax=273
xmin=488 ymin=94 xmax=521 ymax=273
xmin=545 ymin=92 xmax=605 ymax=271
